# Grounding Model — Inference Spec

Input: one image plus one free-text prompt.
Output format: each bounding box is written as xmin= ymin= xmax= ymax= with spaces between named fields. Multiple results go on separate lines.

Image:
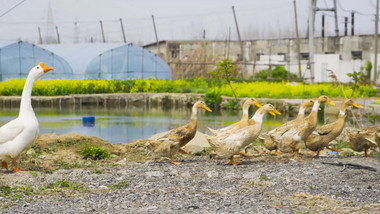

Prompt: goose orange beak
xmin=272 ymin=108 xmax=281 ymax=115
xmin=352 ymin=102 xmax=359 ymax=108
xmin=203 ymin=105 xmax=212 ymax=112
xmin=255 ymin=102 xmax=262 ymax=108
xmin=327 ymin=100 xmax=335 ymax=106
xmin=39 ymin=62 xmax=54 ymax=73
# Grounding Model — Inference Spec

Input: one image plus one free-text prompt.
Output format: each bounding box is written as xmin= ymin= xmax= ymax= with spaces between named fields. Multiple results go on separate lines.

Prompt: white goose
xmin=0 ymin=62 xmax=53 ymax=172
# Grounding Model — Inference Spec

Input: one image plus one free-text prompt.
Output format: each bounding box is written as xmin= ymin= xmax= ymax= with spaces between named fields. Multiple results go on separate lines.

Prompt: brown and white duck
xmin=278 ymin=96 xmax=335 ymax=155
xmin=305 ymin=99 xmax=359 ymax=157
xmin=207 ymin=104 xmax=280 ymax=165
xmin=347 ymin=125 xmax=380 ymax=157
xmin=208 ymin=98 xmax=261 ymax=136
xmin=151 ymin=101 xmax=212 ymax=164
xmin=259 ymin=100 xmax=315 ymax=154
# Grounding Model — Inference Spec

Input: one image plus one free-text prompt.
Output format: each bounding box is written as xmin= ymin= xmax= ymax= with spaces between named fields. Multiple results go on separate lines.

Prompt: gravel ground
xmin=0 ymin=155 xmax=379 ymax=213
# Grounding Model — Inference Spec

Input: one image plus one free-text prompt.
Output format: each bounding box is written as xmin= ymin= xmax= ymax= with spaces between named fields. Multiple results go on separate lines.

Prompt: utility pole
xmin=100 ymin=20 xmax=106 ymax=43
xmin=309 ymin=0 xmax=315 ymax=84
xmin=351 ymin=11 xmax=355 ymax=35
xmin=344 ymin=17 xmax=348 ymax=36
xmin=333 ymin=0 xmax=339 ymax=36
xmin=203 ymin=29 xmax=206 ymax=40
xmin=375 ymin=0 xmax=379 ymax=85
xmin=232 ymin=6 xmax=244 ymax=61
xmin=293 ymin=0 xmax=302 ymax=81
xmin=322 ymin=14 xmax=325 ymax=37
xmin=152 ymin=15 xmax=161 ymax=56
xmin=120 ymin=18 xmax=126 ymax=43
xmin=38 ymin=27 xmax=43 ymax=44
xmin=314 ymin=0 xmax=339 ymax=37
xmin=55 ymin=26 xmax=60 ymax=44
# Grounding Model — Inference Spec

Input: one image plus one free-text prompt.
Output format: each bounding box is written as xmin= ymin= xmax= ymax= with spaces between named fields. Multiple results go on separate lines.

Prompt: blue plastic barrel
xmin=82 ymin=115 xmax=95 ymax=127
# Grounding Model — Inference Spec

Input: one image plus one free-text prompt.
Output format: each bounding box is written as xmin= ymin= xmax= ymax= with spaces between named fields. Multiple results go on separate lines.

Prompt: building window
xmin=256 ymin=53 xmax=264 ymax=60
xmin=351 ymin=51 xmax=362 ymax=60
xmin=277 ymin=53 xmax=286 ymax=61
xmin=324 ymin=51 xmax=335 ymax=54
xmin=168 ymin=43 xmax=180 ymax=59
xmin=300 ymin=52 xmax=309 ymax=60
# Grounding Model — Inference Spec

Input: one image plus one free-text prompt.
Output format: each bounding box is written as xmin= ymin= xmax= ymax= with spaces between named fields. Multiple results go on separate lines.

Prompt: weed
xmin=78 ymin=144 xmax=111 ymax=160
xmin=334 ymin=141 xmax=351 ymax=150
xmin=107 ymin=181 xmax=129 ymax=190
xmin=259 ymin=175 xmax=269 ymax=181
xmin=46 ymin=180 xmax=86 ymax=191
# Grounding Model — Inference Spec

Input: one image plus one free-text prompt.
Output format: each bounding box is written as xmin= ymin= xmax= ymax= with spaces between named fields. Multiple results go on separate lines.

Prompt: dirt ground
xmin=0 ymin=133 xmax=379 ymax=213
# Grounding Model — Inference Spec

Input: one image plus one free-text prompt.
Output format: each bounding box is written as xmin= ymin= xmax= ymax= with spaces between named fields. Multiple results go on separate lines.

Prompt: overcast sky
xmin=0 ymin=0 xmax=377 ymax=45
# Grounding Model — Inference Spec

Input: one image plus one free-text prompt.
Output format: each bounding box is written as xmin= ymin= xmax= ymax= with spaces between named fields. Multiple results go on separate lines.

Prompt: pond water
xmin=0 ymin=105 xmax=374 ymax=144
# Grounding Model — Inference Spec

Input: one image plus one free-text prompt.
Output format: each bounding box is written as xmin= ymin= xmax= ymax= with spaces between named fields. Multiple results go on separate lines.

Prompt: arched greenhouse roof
xmin=84 ymin=43 xmax=171 ymax=80
xmin=41 ymin=43 xmax=123 ymax=79
xmin=0 ymin=40 xmax=73 ymax=81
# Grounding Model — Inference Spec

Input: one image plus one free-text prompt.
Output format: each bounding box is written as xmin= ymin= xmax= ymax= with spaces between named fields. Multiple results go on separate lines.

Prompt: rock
xmin=145 ymin=171 xmax=164 ymax=178
xmin=182 ymin=145 xmax=203 ymax=155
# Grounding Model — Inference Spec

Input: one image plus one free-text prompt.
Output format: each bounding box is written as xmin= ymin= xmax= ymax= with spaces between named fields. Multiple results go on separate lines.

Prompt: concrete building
xmin=144 ymin=35 xmax=378 ymax=83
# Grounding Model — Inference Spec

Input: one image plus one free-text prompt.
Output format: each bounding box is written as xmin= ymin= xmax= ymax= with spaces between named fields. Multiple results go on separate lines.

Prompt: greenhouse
xmin=0 ymin=40 xmax=73 ymax=81
xmin=42 ymin=43 xmax=172 ymax=80
xmin=85 ymin=43 xmax=171 ymax=80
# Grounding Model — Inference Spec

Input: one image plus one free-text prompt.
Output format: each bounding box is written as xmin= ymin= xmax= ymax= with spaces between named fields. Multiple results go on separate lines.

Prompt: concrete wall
xmin=144 ymin=35 xmax=377 ymax=82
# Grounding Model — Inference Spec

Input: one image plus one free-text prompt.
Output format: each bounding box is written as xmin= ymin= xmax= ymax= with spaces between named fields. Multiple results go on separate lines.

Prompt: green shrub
xmin=78 ymin=144 xmax=111 ymax=160
xmin=205 ymin=88 xmax=222 ymax=111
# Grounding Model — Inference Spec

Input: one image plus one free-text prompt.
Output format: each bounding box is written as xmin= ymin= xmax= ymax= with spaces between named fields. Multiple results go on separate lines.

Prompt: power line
xmin=0 ymin=0 xmax=26 ymax=18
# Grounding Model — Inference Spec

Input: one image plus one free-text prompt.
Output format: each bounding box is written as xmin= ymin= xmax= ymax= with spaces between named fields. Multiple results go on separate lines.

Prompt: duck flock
xmin=0 ymin=63 xmax=379 ymax=172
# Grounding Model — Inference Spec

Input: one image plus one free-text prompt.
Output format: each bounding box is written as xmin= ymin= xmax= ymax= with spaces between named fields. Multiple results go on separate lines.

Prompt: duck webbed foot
xmin=326 ymin=146 xmax=342 ymax=153
xmin=239 ymin=151 xmax=252 ymax=157
xmin=229 ymin=155 xmax=243 ymax=165
xmin=12 ymin=158 xmax=29 ymax=173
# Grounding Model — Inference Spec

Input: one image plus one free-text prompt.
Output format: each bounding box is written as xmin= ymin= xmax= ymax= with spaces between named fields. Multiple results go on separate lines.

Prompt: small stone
xmin=146 ymin=171 xmax=164 ymax=177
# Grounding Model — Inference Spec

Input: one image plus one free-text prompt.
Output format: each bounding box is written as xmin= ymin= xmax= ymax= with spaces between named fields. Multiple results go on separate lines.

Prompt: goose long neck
xmin=251 ymin=109 xmax=265 ymax=125
xmin=240 ymin=104 xmax=250 ymax=121
xmin=338 ymin=104 xmax=348 ymax=119
xmin=19 ymin=74 xmax=36 ymax=115
xmin=308 ymin=101 xmax=320 ymax=121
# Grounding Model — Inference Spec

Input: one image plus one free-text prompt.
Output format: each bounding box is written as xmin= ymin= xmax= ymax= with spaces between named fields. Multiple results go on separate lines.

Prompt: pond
xmin=0 ymin=105 xmax=374 ymax=144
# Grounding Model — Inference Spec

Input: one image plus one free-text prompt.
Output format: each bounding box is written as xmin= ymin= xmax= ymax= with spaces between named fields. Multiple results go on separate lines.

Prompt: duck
xmin=208 ymin=98 xmax=261 ymax=136
xmin=0 ymin=62 xmax=53 ymax=172
xmin=150 ymin=101 xmax=212 ymax=164
xmin=207 ymin=104 xmax=280 ymax=165
xmin=347 ymin=125 xmax=380 ymax=157
xmin=259 ymin=100 xmax=315 ymax=154
xmin=304 ymin=99 xmax=359 ymax=157
xmin=277 ymin=96 xmax=335 ymax=155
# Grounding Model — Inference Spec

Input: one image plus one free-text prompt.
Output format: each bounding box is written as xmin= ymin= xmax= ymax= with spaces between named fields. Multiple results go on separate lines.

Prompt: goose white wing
xmin=0 ymin=118 xmax=24 ymax=144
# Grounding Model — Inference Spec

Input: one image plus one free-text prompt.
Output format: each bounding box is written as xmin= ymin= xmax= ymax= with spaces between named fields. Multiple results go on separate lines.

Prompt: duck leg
xmin=1 ymin=161 xmax=8 ymax=170
xmin=364 ymin=149 xmax=369 ymax=158
xmin=170 ymin=151 xmax=181 ymax=165
xmin=11 ymin=158 xmax=22 ymax=172
xmin=315 ymin=149 xmax=321 ymax=158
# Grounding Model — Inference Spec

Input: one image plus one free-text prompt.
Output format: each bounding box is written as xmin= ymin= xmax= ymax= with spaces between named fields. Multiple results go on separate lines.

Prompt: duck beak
xmin=269 ymin=111 xmax=276 ymax=116
xmin=39 ymin=62 xmax=54 ymax=73
xmin=272 ymin=108 xmax=281 ymax=115
xmin=326 ymin=100 xmax=335 ymax=106
xmin=203 ymin=105 xmax=212 ymax=112
xmin=255 ymin=102 xmax=262 ymax=108
xmin=352 ymin=102 xmax=359 ymax=108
